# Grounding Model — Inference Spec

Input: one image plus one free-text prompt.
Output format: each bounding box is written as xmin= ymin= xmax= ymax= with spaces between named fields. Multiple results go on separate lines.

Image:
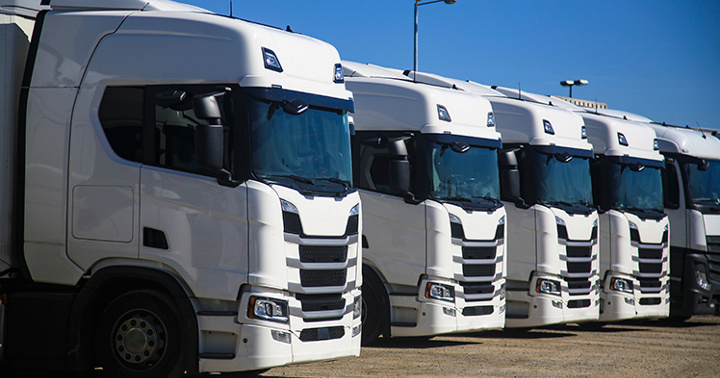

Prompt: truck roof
xmin=343 ymin=62 xmax=500 ymax=140
xmin=580 ymin=112 xmax=663 ymax=162
xmin=20 ymin=1 xmax=350 ymax=102
xmin=647 ymin=123 xmax=720 ymax=160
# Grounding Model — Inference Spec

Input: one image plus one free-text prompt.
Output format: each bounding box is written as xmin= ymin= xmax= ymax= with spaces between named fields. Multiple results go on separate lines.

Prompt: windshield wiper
xmin=266 ymin=174 xmax=313 ymax=185
xmin=545 ymin=200 xmax=575 ymax=208
xmin=625 ymin=206 xmax=648 ymax=214
xmin=313 ymin=177 xmax=351 ymax=189
xmin=473 ymin=195 xmax=500 ymax=204
xmin=442 ymin=196 xmax=473 ymax=203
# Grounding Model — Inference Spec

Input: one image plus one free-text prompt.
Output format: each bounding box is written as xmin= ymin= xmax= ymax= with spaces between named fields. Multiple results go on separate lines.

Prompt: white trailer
xmin=343 ymin=62 xmax=506 ymax=344
xmin=1 ymin=0 xmax=361 ymax=375
xmin=408 ymin=73 xmax=600 ymax=327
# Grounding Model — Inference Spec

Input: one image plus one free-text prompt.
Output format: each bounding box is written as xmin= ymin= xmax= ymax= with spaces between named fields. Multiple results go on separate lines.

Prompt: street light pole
xmin=560 ymin=79 xmax=589 ymax=98
xmin=413 ymin=0 xmax=456 ymax=81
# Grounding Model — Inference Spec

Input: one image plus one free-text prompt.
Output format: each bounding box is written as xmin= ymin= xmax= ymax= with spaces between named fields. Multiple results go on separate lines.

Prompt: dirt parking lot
xmin=262 ymin=315 xmax=720 ymax=377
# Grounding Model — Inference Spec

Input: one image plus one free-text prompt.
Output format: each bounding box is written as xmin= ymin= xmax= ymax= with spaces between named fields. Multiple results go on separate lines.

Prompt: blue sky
xmin=178 ymin=0 xmax=720 ymax=130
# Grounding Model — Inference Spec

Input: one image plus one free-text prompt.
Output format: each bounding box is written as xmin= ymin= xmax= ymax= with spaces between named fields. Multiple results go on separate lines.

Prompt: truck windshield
xmin=608 ymin=163 xmax=664 ymax=213
xmin=684 ymin=158 xmax=720 ymax=205
xmin=533 ymin=149 xmax=593 ymax=208
xmin=250 ymin=98 xmax=352 ymax=194
xmin=428 ymin=139 xmax=501 ymax=209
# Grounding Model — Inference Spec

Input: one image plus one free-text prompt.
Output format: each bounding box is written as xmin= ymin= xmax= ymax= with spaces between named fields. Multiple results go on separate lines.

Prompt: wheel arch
xmin=66 ymin=266 xmax=199 ymax=374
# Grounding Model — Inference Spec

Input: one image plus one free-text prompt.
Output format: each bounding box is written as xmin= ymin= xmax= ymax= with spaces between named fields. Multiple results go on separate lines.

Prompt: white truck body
xmin=1 ymin=0 xmax=360 ymax=375
xmin=409 ymin=73 xmax=600 ymax=327
xmin=580 ymin=112 xmax=670 ymax=321
xmin=645 ymin=123 xmax=720 ymax=316
xmin=343 ymin=62 xmax=506 ymax=343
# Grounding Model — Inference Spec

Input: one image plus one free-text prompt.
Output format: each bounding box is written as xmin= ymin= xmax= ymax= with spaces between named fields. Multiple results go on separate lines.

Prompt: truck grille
xmin=566 ymin=277 xmax=592 ymax=295
xmin=462 ymin=305 xmax=494 ymax=316
xmin=707 ymin=236 xmax=720 ymax=282
xmin=453 ymin=221 xmax=504 ymax=303
xmin=300 ymin=269 xmax=347 ymax=288
xmin=299 ymin=326 xmax=345 ymax=342
xmin=299 ymin=245 xmax=348 ymax=263
xmin=462 ymin=246 xmax=496 ymax=260
xmin=463 ymin=264 xmax=496 ymax=277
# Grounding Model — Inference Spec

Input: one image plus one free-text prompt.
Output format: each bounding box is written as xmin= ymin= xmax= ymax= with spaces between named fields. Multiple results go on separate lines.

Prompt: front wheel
xmin=95 ymin=290 xmax=188 ymax=378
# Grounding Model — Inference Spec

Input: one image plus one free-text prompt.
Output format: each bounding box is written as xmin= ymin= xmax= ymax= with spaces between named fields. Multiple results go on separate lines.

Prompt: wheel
xmin=361 ymin=267 xmax=388 ymax=346
xmin=95 ymin=290 xmax=188 ymax=378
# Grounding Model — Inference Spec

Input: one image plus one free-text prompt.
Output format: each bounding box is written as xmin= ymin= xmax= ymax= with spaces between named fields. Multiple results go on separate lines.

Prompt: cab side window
xmin=99 ymin=86 xmax=144 ymax=163
xmin=98 ymin=85 xmax=233 ymax=178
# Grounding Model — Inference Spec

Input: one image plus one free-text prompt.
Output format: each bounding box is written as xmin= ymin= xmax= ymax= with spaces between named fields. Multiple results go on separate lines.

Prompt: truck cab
xmin=581 ymin=111 xmax=669 ymax=321
xmin=645 ymin=123 xmax=720 ymax=317
xmin=1 ymin=1 xmax=360 ymax=375
xmin=343 ymin=62 xmax=507 ymax=344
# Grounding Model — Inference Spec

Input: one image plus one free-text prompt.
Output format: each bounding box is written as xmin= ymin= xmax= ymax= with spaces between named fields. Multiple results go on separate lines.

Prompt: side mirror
xmin=388 ymin=137 xmax=411 ymax=196
xmin=390 ymin=159 xmax=410 ymax=195
xmin=499 ymin=149 xmax=522 ymax=204
xmin=192 ymin=92 xmax=225 ymax=172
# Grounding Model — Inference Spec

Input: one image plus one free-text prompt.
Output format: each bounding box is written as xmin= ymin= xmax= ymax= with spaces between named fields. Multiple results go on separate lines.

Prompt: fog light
xmin=552 ymin=300 xmax=563 ymax=309
xmin=624 ymin=297 xmax=635 ymax=305
xmin=499 ymin=304 xmax=506 ymax=314
xmin=352 ymin=324 xmax=362 ymax=337
xmin=271 ymin=330 xmax=291 ymax=344
xmin=443 ymin=307 xmax=456 ymax=317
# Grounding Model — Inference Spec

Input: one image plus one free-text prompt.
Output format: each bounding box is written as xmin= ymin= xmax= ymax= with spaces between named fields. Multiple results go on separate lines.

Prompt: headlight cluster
xmin=610 ymin=277 xmax=634 ymax=294
xmin=425 ymin=282 xmax=455 ymax=302
xmin=248 ymin=296 xmax=289 ymax=323
xmin=536 ymin=278 xmax=561 ymax=296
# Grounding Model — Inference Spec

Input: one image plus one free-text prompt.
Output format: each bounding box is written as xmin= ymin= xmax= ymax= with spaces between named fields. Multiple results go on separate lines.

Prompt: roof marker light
xmin=487 ymin=112 xmax=495 ymax=127
xmin=437 ymin=105 xmax=452 ymax=122
xmin=334 ymin=63 xmax=344 ymax=83
xmin=618 ymin=132 xmax=628 ymax=146
xmin=581 ymin=126 xmax=587 ymax=139
xmin=262 ymin=47 xmax=283 ymax=72
xmin=653 ymin=139 xmax=659 ymax=150
xmin=543 ymin=120 xmax=555 ymax=135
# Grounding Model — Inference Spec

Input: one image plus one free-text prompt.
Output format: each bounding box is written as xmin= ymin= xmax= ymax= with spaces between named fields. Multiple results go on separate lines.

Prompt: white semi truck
xmin=581 ymin=112 xmax=670 ymax=321
xmin=1 ymin=0 xmax=361 ymax=375
xmin=342 ymin=62 xmax=506 ymax=344
xmin=644 ymin=123 xmax=720 ymax=317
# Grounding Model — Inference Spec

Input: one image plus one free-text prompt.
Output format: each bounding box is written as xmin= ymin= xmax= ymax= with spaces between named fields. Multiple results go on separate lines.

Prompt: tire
xmin=95 ymin=290 xmax=188 ymax=378
xmin=361 ymin=267 xmax=388 ymax=346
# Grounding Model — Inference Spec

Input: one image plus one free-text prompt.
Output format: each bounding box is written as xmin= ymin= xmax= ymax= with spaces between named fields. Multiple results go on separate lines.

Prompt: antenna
xmin=518 ymin=82 xmax=521 ymax=100
xmin=697 ymin=122 xmax=707 ymax=139
xmin=229 ymin=0 xmax=233 ymax=17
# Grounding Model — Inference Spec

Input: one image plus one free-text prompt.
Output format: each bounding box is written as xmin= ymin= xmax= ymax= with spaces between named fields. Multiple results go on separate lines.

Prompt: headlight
xmin=695 ymin=265 xmax=711 ymax=291
xmin=280 ymin=199 xmax=298 ymax=213
xmin=449 ymin=213 xmax=461 ymax=224
xmin=536 ymin=278 xmax=561 ymax=296
xmin=353 ymin=295 xmax=362 ymax=319
xmin=349 ymin=203 xmax=360 ymax=216
xmin=425 ymin=282 xmax=455 ymax=302
xmin=248 ymin=296 xmax=289 ymax=323
xmin=610 ymin=277 xmax=634 ymax=294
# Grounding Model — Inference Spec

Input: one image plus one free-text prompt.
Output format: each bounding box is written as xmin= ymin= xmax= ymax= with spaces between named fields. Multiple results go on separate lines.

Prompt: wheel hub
xmin=114 ymin=312 xmax=165 ymax=365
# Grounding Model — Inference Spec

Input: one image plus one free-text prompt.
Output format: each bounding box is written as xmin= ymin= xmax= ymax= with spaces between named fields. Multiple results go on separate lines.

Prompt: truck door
xmin=139 ymin=85 xmax=249 ymax=300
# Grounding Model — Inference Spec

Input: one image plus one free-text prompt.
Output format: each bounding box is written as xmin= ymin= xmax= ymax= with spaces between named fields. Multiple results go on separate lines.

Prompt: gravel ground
xmin=261 ymin=315 xmax=720 ymax=377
